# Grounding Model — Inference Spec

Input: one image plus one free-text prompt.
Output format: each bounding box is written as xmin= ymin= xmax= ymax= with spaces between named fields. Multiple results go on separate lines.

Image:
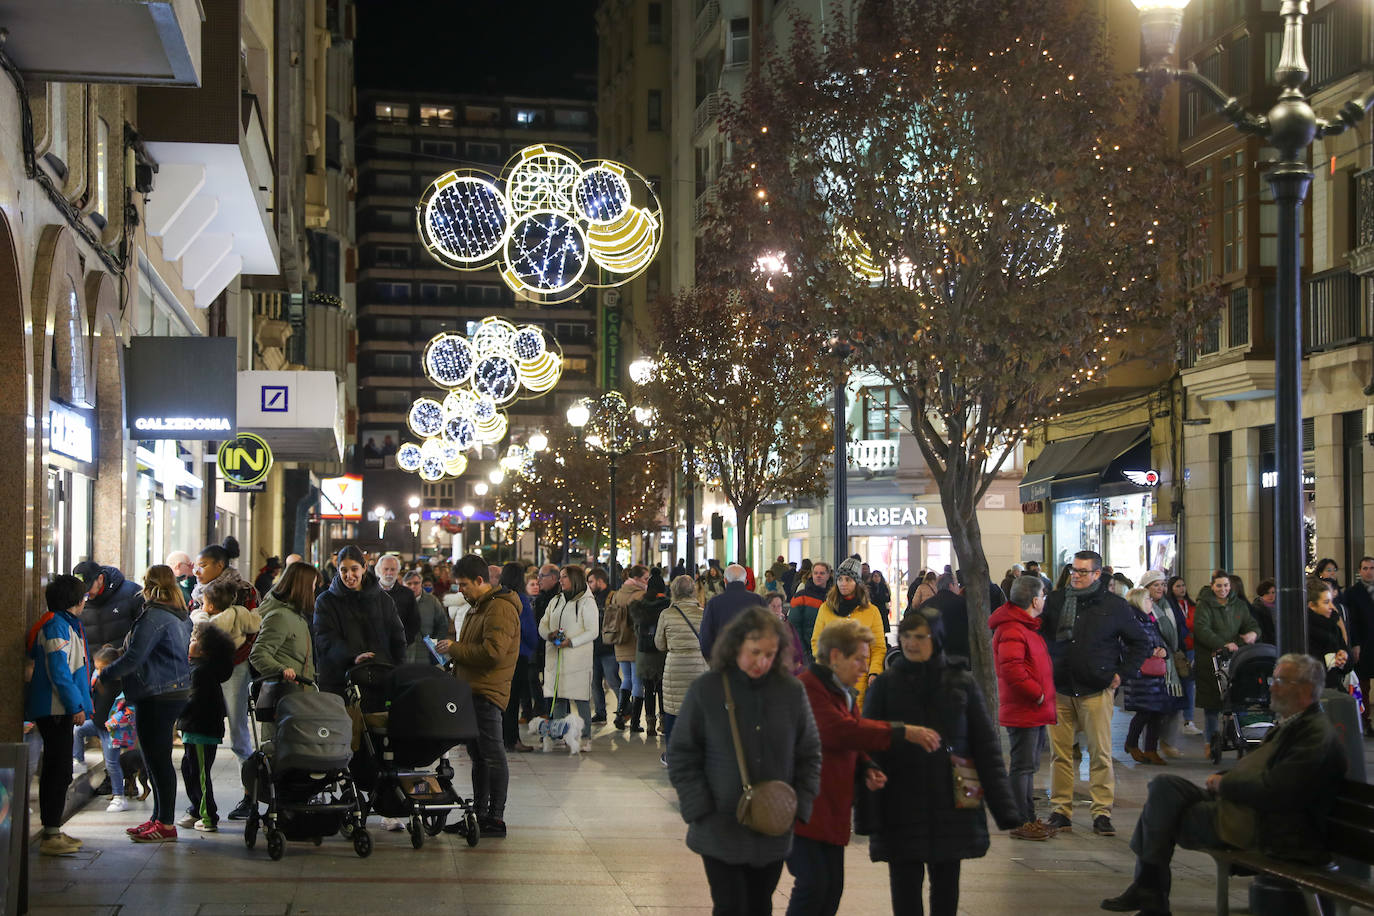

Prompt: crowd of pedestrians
xmin=25 ymin=542 xmax=1366 ymax=916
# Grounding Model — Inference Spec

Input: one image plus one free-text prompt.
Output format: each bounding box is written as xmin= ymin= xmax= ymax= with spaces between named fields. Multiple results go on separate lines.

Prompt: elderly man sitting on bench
xmin=1101 ymin=652 xmax=1347 ymax=916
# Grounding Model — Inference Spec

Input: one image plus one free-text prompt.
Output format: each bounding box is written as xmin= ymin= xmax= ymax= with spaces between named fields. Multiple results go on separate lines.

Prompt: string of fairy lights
xmin=418 ymin=144 xmax=663 ymax=305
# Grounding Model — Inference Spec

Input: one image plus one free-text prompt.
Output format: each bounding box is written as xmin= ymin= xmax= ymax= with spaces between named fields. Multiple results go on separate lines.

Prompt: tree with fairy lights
xmin=638 ymin=281 xmax=834 ymax=567
xmin=721 ymin=0 xmax=1219 ymax=699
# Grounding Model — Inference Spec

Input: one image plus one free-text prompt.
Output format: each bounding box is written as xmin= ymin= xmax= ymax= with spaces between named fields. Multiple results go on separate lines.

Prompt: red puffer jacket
xmin=989 ymin=602 xmax=1057 ymax=728
xmin=794 ymin=665 xmax=900 ymax=846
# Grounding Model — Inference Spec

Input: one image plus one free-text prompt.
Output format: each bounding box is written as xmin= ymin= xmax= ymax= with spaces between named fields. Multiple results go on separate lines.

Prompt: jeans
xmin=552 ymin=698 xmax=592 ymax=739
xmin=134 ymin=694 xmax=183 ymax=823
xmin=503 ymin=655 xmax=533 ymax=748
xmin=887 ymin=860 xmax=961 ymax=916
xmin=1006 ymin=725 xmax=1046 ymax=824
xmin=596 ymin=652 xmax=621 ymax=717
xmin=73 ymin=718 xmax=124 ymax=795
xmin=222 ymin=663 xmax=253 ymax=780
xmin=619 ymin=660 xmax=642 ymax=697
xmin=1049 ymin=689 xmax=1116 ymax=818
xmin=1203 ymin=709 xmax=1221 ymax=745
xmin=181 ymin=743 xmax=219 ymax=824
xmin=785 ymin=835 xmax=845 ymax=916
xmin=35 ymin=715 xmax=74 ymax=829
xmin=1182 ymin=650 xmax=1196 ymax=718
xmin=465 ymin=696 xmax=509 ymax=820
xmin=1129 ymin=774 xmax=1223 ymax=903
xmin=701 ymin=855 xmax=784 ymax=915
xmin=662 ymin=712 xmax=677 ymax=744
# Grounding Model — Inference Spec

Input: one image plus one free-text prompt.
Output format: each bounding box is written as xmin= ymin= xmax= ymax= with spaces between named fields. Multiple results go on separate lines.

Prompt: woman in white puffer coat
xmin=538 ymin=564 xmax=600 ymax=748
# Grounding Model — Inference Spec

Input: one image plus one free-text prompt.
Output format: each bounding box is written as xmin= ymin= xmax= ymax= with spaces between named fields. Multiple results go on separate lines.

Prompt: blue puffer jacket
xmin=99 ymin=601 xmax=192 ymax=701
xmin=1121 ymin=608 xmax=1170 ymax=714
xmin=25 ymin=608 xmax=94 ymax=719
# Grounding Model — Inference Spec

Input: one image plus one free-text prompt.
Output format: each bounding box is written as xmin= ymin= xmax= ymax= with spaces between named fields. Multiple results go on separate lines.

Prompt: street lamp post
xmin=568 ymin=391 xmax=655 ymax=589
xmin=1131 ymin=0 xmax=1374 ymax=653
xmin=408 ymin=495 xmax=421 ymax=562
xmin=828 ymin=337 xmax=852 ymax=570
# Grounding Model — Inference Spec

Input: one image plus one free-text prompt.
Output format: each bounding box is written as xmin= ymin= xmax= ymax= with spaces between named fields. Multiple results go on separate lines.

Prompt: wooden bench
xmin=1210 ymin=779 xmax=1374 ymax=916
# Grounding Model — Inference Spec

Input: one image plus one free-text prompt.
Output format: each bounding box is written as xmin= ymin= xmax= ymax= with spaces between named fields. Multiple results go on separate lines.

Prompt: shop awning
xmin=1018 ymin=434 xmax=1095 ymax=502
xmin=1018 ymin=425 xmax=1151 ymax=502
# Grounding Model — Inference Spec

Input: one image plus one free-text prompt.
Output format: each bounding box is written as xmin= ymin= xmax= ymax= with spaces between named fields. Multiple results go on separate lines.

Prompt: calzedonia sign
xmin=125 ymin=337 xmax=237 ymax=439
xmin=847 ymin=505 xmax=930 ymax=528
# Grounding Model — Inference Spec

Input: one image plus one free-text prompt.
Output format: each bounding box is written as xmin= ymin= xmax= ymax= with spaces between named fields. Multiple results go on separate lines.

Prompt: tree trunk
xmin=732 ymin=499 xmax=759 ymax=567
xmin=938 ymin=450 xmax=999 ymax=713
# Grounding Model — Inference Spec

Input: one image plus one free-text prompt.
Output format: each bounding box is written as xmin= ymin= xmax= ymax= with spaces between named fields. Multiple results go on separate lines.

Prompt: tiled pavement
xmin=28 ymin=711 xmax=1362 ymax=915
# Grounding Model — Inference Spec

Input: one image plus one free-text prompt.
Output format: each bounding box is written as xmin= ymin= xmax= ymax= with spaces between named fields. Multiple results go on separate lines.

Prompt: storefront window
xmin=924 ymin=537 xmax=952 ymax=577
xmin=1102 ymin=494 xmax=1153 ymax=585
xmin=1053 ymin=498 xmax=1101 ymax=571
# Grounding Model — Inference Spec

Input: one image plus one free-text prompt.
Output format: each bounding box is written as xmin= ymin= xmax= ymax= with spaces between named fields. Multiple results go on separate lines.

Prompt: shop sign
xmin=787 ymin=512 xmax=810 ymax=531
xmin=320 ymin=474 xmax=363 ymax=519
xmin=50 ymin=402 xmax=93 ymax=463
xmin=217 ymin=433 xmax=273 ymax=488
xmin=1122 ymin=469 xmax=1162 ymax=488
xmin=847 ymin=505 xmax=929 ymax=528
xmin=1261 ymin=470 xmax=1315 ymax=489
xmin=126 ymin=337 xmax=238 ymax=439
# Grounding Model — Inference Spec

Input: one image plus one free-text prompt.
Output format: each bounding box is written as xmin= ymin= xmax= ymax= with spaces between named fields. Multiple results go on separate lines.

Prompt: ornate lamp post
xmin=828 ymin=337 xmax=853 ymax=569
xmin=568 ymin=391 xmax=655 ymax=587
xmin=1131 ymin=0 xmax=1374 ymax=652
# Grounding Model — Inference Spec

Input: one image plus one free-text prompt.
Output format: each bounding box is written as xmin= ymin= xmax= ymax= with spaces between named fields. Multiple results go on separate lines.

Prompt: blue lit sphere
xmin=573 ymin=166 xmax=631 ymax=225
xmin=407 ymin=398 xmax=445 ymax=437
xmin=396 ymin=442 xmax=423 ymax=472
xmin=423 ymin=334 xmax=476 ymax=388
xmin=423 ymin=176 xmax=509 ymax=265
xmin=513 ymin=326 xmax=545 ymax=361
xmin=472 ymin=355 xmax=520 ymax=404
xmin=504 ymin=211 xmax=588 ymax=295
xmin=444 ymin=416 xmax=477 ymax=450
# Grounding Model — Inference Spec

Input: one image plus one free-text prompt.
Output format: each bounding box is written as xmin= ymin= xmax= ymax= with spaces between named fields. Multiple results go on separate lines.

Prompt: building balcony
xmin=693 ymin=91 xmax=724 ymax=138
xmin=1348 ymin=167 xmax=1374 ymax=277
xmin=0 ymin=0 xmax=203 ymax=85
xmin=1305 ymin=267 xmax=1366 ymax=353
xmin=694 ymin=0 xmax=721 ymax=50
xmin=847 ymin=438 xmax=898 ymax=473
xmin=693 ymin=186 xmax=716 ymax=225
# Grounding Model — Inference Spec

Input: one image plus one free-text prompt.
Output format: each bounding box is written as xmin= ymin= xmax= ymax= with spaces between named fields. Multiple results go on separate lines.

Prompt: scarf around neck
xmin=1056 ymin=581 xmax=1098 ymax=641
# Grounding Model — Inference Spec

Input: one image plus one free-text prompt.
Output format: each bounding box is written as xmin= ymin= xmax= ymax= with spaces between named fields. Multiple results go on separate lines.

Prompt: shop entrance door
xmin=45 ymin=467 xmax=92 ymax=581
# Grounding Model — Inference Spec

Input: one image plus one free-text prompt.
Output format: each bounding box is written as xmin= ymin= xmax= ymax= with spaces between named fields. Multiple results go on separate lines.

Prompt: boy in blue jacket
xmin=26 ymin=574 xmax=94 ymax=855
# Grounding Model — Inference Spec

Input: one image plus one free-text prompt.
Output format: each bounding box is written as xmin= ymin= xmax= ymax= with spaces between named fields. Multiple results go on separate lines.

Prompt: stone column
xmin=1182 ymin=426 xmax=1219 ymax=587
xmin=1231 ymin=427 xmax=1263 ymax=585
xmin=1314 ymin=412 xmax=1344 ymax=569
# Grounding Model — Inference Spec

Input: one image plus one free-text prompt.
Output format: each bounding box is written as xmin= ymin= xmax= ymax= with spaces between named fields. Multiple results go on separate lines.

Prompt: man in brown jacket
xmin=436 ymin=554 xmax=520 ymax=838
xmin=605 ymin=565 xmax=648 ymax=730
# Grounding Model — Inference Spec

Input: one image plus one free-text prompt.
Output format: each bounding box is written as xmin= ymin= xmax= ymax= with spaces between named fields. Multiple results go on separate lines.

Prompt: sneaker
xmin=1093 ymin=815 xmax=1116 ymax=836
xmin=1009 ymin=821 xmax=1051 ymax=841
xmin=226 ymin=797 xmax=255 ymax=820
xmin=59 ymin=832 xmax=83 ymax=847
xmin=382 ymin=817 xmax=404 ymax=832
xmin=106 ymin=796 xmax=130 ymax=813
xmin=1182 ymin=721 xmax=1202 ymax=736
xmin=126 ymin=819 xmax=156 ymax=836
xmin=39 ymin=834 xmax=81 ymax=856
xmin=478 ymin=816 xmax=507 ymax=838
xmin=193 ymin=820 xmax=218 ymax=833
xmin=660 ymin=752 xmax=668 ymax=768
xmin=129 ymin=821 xmax=177 ymax=843
xmin=590 ymin=715 xmax=607 ymax=724
xmin=176 ymin=813 xmax=199 ymax=828
xmin=1045 ymin=812 xmax=1072 ymax=832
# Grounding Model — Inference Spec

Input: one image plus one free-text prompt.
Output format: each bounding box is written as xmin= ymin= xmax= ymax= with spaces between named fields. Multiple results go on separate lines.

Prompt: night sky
xmin=354 ymin=0 xmax=600 ymax=98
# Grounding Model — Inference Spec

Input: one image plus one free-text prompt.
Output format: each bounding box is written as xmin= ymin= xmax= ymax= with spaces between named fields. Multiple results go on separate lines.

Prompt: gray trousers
xmin=1130 ymin=774 xmax=1224 ymax=898
xmin=465 ymin=696 xmax=509 ymax=820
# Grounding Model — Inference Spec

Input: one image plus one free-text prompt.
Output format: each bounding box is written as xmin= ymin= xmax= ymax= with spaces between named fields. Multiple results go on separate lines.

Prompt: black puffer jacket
xmin=862 ymin=654 xmax=1019 ymax=863
xmin=312 ymin=574 xmax=406 ymax=695
xmin=176 ymin=637 xmax=234 ymax=737
xmin=1040 ymin=577 xmax=1150 ymax=697
xmin=83 ymin=565 xmax=143 ymax=648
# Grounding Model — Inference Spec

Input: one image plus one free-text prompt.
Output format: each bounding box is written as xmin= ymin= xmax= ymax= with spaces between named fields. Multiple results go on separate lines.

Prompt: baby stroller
xmin=242 ymin=677 xmax=371 ymax=860
xmin=1210 ymin=642 xmax=1279 ymax=764
xmin=346 ymin=660 xmax=482 ymax=849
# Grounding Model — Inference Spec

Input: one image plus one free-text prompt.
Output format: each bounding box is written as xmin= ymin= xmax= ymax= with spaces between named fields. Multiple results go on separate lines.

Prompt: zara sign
xmin=847 ymin=505 xmax=929 ymax=528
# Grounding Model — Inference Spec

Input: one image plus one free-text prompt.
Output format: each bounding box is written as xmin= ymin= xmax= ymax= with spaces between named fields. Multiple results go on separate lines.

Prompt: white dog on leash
xmin=525 ymin=713 xmax=584 ymax=755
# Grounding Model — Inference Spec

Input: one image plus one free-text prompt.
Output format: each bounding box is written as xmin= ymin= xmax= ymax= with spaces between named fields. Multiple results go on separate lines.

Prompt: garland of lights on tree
xmin=416 ymin=144 xmax=663 ymax=304
xmin=396 ymin=317 xmax=564 ymax=481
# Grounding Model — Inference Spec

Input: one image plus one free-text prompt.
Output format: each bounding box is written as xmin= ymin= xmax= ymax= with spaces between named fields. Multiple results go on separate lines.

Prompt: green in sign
xmin=217 ymin=433 xmax=273 ymax=486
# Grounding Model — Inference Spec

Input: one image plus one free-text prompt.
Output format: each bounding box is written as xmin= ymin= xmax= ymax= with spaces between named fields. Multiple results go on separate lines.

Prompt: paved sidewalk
xmin=26 ymin=714 xmax=1346 ymax=915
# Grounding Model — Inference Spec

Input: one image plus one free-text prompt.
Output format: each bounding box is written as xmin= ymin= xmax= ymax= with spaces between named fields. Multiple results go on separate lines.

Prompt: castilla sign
xmin=847 ymin=506 xmax=929 ymax=528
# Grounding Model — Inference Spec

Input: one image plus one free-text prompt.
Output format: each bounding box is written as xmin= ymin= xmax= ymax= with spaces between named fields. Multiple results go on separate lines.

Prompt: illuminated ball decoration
xmin=1003 ymin=198 xmax=1064 ymax=279
xmin=396 ymin=442 xmax=423 ymax=472
xmin=416 ymin=144 xmax=662 ymax=304
xmin=423 ymin=333 xmax=476 ymax=388
xmin=407 ymin=398 xmax=445 ymax=438
xmin=512 ymin=326 xmax=545 ymax=361
xmin=444 ymin=415 xmax=477 ymax=450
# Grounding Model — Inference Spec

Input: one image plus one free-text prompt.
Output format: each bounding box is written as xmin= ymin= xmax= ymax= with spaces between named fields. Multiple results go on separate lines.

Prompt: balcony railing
xmin=1305 ymin=267 xmax=1365 ymax=353
xmin=693 ymin=90 xmax=724 ymax=137
xmin=1307 ymin=0 xmax=1367 ymax=94
xmin=694 ymin=0 xmax=721 ymax=47
xmin=847 ymin=438 xmax=899 ymax=472
xmin=1357 ymin=168 xmax=1374 ymax=250
xmin=693 ymin=186 xmax=717 ymax=225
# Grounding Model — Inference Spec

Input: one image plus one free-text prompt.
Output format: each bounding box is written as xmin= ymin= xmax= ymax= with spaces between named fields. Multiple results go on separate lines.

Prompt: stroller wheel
xmin=464 ymin=811 xmax=479 ymax=848
xmin=409 ymin=815 xmax=424 ymax=849
xmin=266 ymin=829 xmax=286 ymax=861
xmin=340 ymin=818 xmax=355 ymax=838
xmin=353 ymin=828 xmax=373 ymax=858
xmin=423 ymin=813 xmax=446 ymax=837
xmin=1210 ymin=741 xmax=1223 ymax=765
xmin=244 ymin=813 xmax=259 ymax=850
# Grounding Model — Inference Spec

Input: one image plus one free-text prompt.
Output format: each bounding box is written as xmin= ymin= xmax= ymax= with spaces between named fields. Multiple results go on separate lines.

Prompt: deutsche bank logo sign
xmin=261 ymin=386 xmax=289 ymax=412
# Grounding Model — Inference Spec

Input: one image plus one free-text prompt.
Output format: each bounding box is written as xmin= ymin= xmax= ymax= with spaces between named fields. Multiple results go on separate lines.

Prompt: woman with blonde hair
xmin=96 ymin=565 xmax=194 ymax=842
xmin=810 ymin=558 xmax=886 ymax=710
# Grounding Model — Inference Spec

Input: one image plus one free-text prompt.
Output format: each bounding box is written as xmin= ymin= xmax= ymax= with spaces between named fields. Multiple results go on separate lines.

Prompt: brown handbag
xmin=950 ymin=748 xmax=984 ymax=810
xmin=722 ymin=674 xmax=798 ymax=836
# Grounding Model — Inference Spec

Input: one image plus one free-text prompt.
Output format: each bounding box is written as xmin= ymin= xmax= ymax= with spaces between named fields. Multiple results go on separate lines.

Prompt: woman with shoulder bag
xmin=537 ymin=565 xmax=600 ymax=749
xmin=667 ymin=607 xmax=822 ymax=916
xmin=863 ymin=613 xmax=1019 ymax=916
xmin=655 ymin=575 xmax=706 ymax=762
xmin=1122 ymin=586 xmax=1178 ymax=766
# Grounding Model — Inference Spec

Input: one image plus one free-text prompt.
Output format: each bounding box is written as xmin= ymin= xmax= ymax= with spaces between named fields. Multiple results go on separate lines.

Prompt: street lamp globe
xmin=1130 ymin=0 xmax=1191 ymax=64
xmin=408 ymin=512 xmax=420 ymax=523
xmin=461 ymin=504 xmax=475 ymax=518
xmin=474 ymin=482 xmax=489 ymax=496
xmin=373 ymin=505 xmax=386 ymax=519
xmin=489 ymin=468 xmax=505 ymax=485
xmin=528 ymin=431 xmax=548 ymax=452
xmin=408 ymin=495 xmax=421 ymax=509
xmin=566 ymin=400 xmax=591 ymax=427
xmin=628 ymin=358 xmax=655 ymax=385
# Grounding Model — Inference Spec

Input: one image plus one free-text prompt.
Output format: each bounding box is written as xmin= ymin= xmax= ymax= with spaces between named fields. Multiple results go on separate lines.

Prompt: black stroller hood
xmin=387 ymin=665 xmax=479 ymax=747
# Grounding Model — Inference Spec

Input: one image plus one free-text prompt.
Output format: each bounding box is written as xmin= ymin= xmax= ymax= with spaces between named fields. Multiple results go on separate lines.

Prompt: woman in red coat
xmin=787 ymin=618 xmax=932 ymax=916
xmin=989 ymin=574 xmax=1057 ymax=841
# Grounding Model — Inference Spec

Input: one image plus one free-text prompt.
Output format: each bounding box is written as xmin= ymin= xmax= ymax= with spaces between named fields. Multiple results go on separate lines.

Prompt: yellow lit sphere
xmin=586 ymin=206 xmax=660 ymax=278
xmin=518 ymin=350 xmax=563 ymax=393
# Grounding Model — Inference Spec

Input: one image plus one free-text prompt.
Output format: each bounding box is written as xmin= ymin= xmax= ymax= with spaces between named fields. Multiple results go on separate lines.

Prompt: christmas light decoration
xmin=423 ymin=334 xmax=476 ymax=388
xmin=416 ymin=144 xmax=662 ymax=304
xmin=407 ymin=398 xmax=445 ymax=438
